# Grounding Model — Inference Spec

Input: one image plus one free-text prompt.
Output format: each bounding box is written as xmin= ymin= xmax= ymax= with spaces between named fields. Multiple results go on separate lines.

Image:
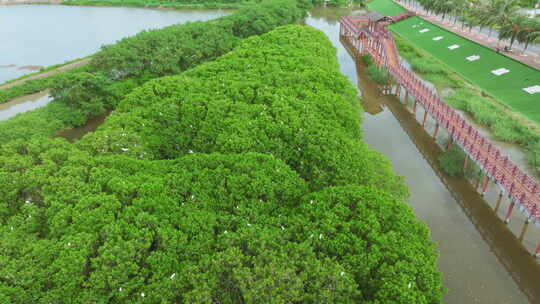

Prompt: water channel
xmin=1 ymin=4 xmax=540 ymax=303
xmin=306 ymin=7 xmax=539 ymax=304
xmin=0 ymin=5 xmax=229 ymax=83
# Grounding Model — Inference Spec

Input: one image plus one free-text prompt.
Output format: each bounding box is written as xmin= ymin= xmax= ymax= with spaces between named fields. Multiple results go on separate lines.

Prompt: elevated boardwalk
xmin=340 ymin=13 xmax=540 ymax=257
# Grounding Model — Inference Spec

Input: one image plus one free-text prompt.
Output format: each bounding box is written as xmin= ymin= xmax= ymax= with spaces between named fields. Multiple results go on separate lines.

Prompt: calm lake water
xmin=0 ymin=5 xmax=228 ymax=83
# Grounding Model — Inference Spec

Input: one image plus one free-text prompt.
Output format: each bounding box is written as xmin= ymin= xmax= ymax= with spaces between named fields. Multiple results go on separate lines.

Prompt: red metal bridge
xmin=339 ymin=13 xmax=540 ymax=257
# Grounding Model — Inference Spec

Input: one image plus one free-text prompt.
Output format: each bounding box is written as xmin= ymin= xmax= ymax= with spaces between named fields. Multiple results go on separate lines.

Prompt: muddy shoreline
xmin=0 ymin=58 xmax=90 ymax=91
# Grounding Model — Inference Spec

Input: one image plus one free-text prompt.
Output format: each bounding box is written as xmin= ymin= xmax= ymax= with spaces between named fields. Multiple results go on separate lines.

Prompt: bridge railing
xmin=340 ymin=17 xmax=540 ymax=226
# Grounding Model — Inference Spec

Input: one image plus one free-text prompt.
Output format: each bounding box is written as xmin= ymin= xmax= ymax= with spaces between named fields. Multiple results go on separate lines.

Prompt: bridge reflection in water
xmin=339 ymin=13 xmax=540 ymax=258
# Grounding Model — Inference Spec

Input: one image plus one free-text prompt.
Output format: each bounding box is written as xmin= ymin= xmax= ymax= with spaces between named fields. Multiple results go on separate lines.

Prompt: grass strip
xmin=0 ymin=56 xmax=91 ymax=88
xmin=390 ymin=16 xmax=540 ymax=125
xmin=394 ymin=35 xmax=540 ymax=174
xmin=0 ymin=65 xmax=88 ymax=104
xmin=367 ymin=0 xmax=406 ymax=16
xmin=368 ymin=0 xmax=540 ymax=126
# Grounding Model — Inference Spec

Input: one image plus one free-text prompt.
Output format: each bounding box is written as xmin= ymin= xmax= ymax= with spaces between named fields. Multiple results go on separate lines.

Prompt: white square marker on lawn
xmin=523 ymin=85 xmax=540 ymax=94
xmin=432 ymin=36 xmax=444 ymax=41
xmin=448 ymin=44 xmax=460 ymax=50
xmin=419 ymin=28 xmax=430 ymax=33
xmin=466 ymin=55 xmax=480 ymax=61
xmin=491 ymin=68 xmax=510 ymax=76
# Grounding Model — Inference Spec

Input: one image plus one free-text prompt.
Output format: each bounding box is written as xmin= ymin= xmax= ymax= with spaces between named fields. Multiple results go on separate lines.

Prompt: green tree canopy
xmin=0 ymin=24 xmax=443 ymax=303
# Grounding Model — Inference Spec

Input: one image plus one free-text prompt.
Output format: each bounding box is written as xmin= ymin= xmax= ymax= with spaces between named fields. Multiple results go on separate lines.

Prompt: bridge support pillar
xmin=395 ymin=84 xmax=401 ymax=99
xmin=433 ymin=123 xmax=440 ymax=138
xmin=463 ymin=155 xmax=469 ymax=172
xmin=421 ymin=110 xmax=428 ymax=127
xmin=476 ymin=173 xmax=482 ymax=189
xmin=535 ymin=241 xmax=540 ymax=258
xmin=412 ymin=100 xmax=418 ymax=114
xmin=404 ymin=90 xmax=409 ymax=105
xmin=494 ymin=191 xmax=503 ymax=212
xmin=446 ymin=137 xmax=453 ymax=151
xmin=504 ymin=201 xmax=515 ymax=223
xmin=480 ymin=175 xmax=489 ymax=196
xmin=518 ymin=218 xmax=531 ymax=242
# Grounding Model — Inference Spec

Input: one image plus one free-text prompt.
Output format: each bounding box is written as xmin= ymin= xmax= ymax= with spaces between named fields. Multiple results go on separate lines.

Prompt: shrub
xmin=438 ymin=145 xmax=466 ymax=177
xmin=0 ymin=0 xmax=305 ymax=145
xmin=50 ymin=72 xmax=111 ymax=125
xmin=410 ymin=57 xmax=446 ymax=74
xmin=362 ymin=54 xmax=390 ymax=84
xmin=0 ymin=25 xmax=443 ymax=303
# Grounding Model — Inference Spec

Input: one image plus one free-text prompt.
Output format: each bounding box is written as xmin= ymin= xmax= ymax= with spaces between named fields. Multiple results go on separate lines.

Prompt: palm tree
xmin=525 ymin=18 xmax=540 ymax=57
xmin=516 ymin=18 xmax=539 ymax=53
xmin=436 ymin=0 xmax=456 ymax=22
xmin=451 ymin=0 xmax=468 ymax=25
xmin=481 ymin=0 xmax=521 ymax=46
xmin=498 ymin=14 xmax=529 ymax=49
xmin=463 ymin=4 xmax=485 ymax=32
xmin=492 ymin=0 xmax=522 ymax=28
xmin=478 ymin=1 xmax=502 ymax=37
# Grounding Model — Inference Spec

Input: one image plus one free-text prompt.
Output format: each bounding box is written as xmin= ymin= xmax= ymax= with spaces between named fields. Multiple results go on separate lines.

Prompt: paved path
xmin=0 ymin=58 xmax=91 ymax=91
xmin=397 ymin=1 xmax=540 ymax=70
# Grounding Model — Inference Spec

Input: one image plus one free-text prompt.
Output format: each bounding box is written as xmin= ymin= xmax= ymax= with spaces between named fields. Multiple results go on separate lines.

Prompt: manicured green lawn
xmin=367 ymin=0 xmax=406 ymax=17
xmin=367 ymin=0 xmax=540 ymax=125
xmin=390 ymin=17 xmax=540 ymax=124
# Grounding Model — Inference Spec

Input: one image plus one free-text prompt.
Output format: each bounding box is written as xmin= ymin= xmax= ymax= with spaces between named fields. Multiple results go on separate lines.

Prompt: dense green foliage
xmin=78 ymin=26 xmax=407 ymax=194
xmin=0 ymin=64 xmax=87 ymax=104
xmin=438 ymin=144 xmax=467 ymax=177
xmin=0 ymin=77 xmax=54 ymax=104
xmin=361 ymin=54 xmax=391 ymax=84
xmin=0 ymin=25 xmax=443 ymax=302
xmin=50 ymin=72 xmax=112 ymax=126
xmin=0 ymin=0 xmax=303 ymax=144
xmin=90 ymin=0 xmax=304 ymax=79
xmin=438 ymin=143 xmax=481 ymax=177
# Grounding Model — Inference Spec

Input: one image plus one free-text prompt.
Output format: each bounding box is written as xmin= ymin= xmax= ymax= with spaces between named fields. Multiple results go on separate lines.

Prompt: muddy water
xmin=56 ymin=111 xmax=110 ymax=142
xmin=0 ymin=5 xmax=229 ymax=83
xmin=307 ymin=7 xmax=539 ymax=304
xmin=0 ymin=90 xmax=50 ymax=121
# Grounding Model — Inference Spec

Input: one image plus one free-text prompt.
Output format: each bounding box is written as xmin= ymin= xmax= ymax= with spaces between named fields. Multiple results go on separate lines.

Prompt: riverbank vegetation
xmin=0 ymin=56 xmax=90 ymax=88
xmin=0 ymin=0 xmax=303 ymax=142
xmin=0 ymin=24 xmax=444 ymax=303
xmin=0 ymin=64 xmax=90 ymax=104
xmin=394 ymin=35 xmax=540 ymax=175
xmin=438 ymin=143 xmax=479 ymax=177
xmin=361 ymin=54 xmax=391 ymax=84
